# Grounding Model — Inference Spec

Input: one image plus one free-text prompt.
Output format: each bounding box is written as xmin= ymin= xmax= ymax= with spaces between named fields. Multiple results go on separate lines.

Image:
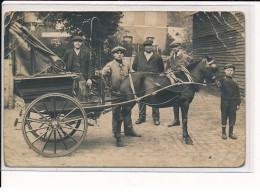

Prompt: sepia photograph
xmin=2 ymin=8 xmax=247 ymax=169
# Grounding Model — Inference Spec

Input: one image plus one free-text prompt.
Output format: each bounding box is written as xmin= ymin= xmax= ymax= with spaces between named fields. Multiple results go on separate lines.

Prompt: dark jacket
xmin=219 ymin=76 xmax=241 ymax=105
xmin=166 ymin=52 xmax=193 ymax=70
xmin=62 ymin=49 xmax=94 ymax=79
xmin=132 ymin=51 xmax=164 ymax=73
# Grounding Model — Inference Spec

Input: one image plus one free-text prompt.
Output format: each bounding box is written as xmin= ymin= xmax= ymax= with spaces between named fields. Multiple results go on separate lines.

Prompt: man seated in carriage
xmin=166 ymin=39 xmax=193 ymax=84
xmin=62 ymin=36 xmax=95 ymax=125
xmin=100 ymin=46 xmax=141 ymax=147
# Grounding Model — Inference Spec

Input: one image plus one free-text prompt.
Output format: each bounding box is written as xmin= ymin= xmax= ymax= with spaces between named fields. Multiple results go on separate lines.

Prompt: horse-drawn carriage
xmin=9 ymin=21 xmax=218 ymax=157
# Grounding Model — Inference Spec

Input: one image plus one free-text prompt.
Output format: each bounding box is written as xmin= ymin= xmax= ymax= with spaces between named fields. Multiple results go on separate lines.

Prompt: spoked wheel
xmin=22 ymin=93 xmax=87 ymax=157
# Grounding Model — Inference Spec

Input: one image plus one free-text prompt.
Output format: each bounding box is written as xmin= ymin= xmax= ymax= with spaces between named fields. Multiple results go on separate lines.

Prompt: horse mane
xmin=186 ymin=60 xmax=202 ymax=71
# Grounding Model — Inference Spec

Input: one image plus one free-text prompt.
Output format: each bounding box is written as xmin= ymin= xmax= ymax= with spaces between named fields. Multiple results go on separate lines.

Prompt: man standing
xmin=166 ymin=40 xmax=193 ymax=127
xmin=132 ymin=40 xmax=164 ymax=126
xmin=101 ymin=46 xmax=141 ymax=147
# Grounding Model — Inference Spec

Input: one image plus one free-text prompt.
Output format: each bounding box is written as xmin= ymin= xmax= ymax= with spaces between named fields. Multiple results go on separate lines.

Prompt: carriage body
xmin=13 ymin=73 xmax=92 ymax=157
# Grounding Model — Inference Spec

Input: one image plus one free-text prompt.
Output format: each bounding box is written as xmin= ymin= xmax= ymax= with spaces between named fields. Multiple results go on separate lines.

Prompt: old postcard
xmin=2 ymin=2 xmax=250 ymax=170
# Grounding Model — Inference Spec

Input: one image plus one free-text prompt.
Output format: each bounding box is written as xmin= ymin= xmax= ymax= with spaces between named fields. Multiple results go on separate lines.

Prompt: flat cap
xmin=72 ymin=36 xmax=84 ymax=41
xmin=111 ymin=46 xmax=126 ymax=53
xmin=169 ymin=40 xmax=182 ymax=48
xmin=224 ymin=64 xmax=236 ymax=70
xmin=143 ymin=40 xmax=153 ymax=46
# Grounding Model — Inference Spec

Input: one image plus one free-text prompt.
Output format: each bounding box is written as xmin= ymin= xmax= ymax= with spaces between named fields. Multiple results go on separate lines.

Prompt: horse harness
xmin=129 ymin=73 xmax=140 ymax=102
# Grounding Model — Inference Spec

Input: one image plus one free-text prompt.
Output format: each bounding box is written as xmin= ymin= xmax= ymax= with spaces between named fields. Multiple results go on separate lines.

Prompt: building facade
xmin=193 ymin=12 xmax=245 ymax=93
xmin=120 ymin=12 xmax=168 ymax=51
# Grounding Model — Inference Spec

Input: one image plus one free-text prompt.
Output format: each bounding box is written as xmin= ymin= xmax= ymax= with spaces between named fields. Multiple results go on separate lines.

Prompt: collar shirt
xmin=74 ymin=48 xmax=81 ymax=56
xmin=171 ymin=50 xmax=182 ymax=60
xmin=144 ymin=51 xmax=153 ymax=61
xmin=102 ymin=59 xmax=130 ymax=93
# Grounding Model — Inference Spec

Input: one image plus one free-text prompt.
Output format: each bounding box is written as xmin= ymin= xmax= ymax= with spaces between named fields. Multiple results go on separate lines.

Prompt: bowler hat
xmin=143 ymin=40 xmax=153 ymax=46
xmin=224 ymin=64 xmax=236 ymax=70
xmin=111 ymin=46 xmax=126 ymax=53
xmin=72 ymin=36 xmax=84 ymax=42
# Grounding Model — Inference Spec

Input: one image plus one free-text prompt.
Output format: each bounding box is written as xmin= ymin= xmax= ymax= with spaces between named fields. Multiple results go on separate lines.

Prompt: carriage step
xmin=14 ymin=118 xmax=22 ymax=130
xmin=19 ymin=110 xmax=23 ymax=117
xmin=14 ymin=118 xmax=21 ymax=127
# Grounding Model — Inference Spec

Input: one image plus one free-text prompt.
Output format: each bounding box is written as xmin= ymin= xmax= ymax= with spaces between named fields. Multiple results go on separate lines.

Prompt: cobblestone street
xmin=3 ymin=88 xmax=246 ymax=168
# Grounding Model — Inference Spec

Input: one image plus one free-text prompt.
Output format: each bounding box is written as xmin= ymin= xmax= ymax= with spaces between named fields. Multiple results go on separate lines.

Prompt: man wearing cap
xmin=132 ymin=40 xmax=164 ymax=126
xmin=167 ymin=40 xmax=193 ymax=77
xmin=62 ymin=36 xmax=94 ymax=102
xmin=101 ymin=46 xmax=141 ymax=147
xmin=218 ymin=64 xmax=241 ymax=140
xmin=167 ymin=40 xmax=193 ymax=127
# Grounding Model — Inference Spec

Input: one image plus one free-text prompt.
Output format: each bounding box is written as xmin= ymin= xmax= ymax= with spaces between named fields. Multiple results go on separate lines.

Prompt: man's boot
xmin=135 ymin=118 xmax=145 ymax=124
xmin=222 ymin=126 xmax=227 ymax=140
xmin=229 ymin=125 xmax=237 ymax=140
xmin=168 ymin=119 xmax=180 ymax=127
xmin=116 ymin=137 xmax=125 ymax=147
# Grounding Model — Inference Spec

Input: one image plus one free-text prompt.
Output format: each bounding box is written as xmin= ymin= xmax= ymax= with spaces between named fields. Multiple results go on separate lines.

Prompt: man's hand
xmin=87 ymin=79 xmax=92 ymax=86
xmin=237 ymin=105 xmax=240 ymax=110
xmin=159 ymin=72 xmax=165 ymax=76
xmin=95 ymin=70 xmax=102 ymax=77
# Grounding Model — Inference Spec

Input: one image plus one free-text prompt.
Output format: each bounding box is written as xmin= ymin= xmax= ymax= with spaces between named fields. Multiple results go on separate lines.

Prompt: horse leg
xmin=180 ymin=101 xmax=193 ymax=145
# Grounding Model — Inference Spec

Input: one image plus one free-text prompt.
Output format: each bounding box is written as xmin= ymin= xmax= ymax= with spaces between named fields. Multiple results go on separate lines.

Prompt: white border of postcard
xmin=1 ymin=1 xmax=254 ymax=173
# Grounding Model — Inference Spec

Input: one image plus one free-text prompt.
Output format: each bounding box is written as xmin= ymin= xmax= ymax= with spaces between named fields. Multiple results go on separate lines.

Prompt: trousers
xmin=221 ymin=98 xmax=237 ymax=126
xmin=73 ymin=75 xmax=88 ymax=102
xmin=138 ymin=103 xmax=160 ymax=121
xmin=112 ymin=95 xmax=135 ymax=138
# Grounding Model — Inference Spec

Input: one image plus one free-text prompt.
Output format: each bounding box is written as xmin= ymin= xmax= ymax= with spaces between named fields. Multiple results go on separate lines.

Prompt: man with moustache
xmin=132 ymin=40 xmax=164 ymax=126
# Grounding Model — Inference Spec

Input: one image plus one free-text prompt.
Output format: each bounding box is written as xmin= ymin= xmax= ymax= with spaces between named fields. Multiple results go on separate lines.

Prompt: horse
xmin=118 ymin=56 xmax=218 ymax=145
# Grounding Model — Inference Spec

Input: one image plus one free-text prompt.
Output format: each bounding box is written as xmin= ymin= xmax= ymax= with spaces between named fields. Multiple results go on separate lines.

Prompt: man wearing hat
xmin=101 ymin=46 xmax=141 ymax=147
xmin=62 ymin=36 xmax=94 ymax=101
xmin=62 ymin=36 xmax=95 ymax=125
xmin=218 ymin=64 xmax=241 ymax=140
xmin=132 ymin=39 xmax=164 ymax=126
xmin=167 ymin=39 xmax=193 ymax=127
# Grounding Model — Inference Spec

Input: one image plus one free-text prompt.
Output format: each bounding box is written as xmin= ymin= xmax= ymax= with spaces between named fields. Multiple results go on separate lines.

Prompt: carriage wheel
xmin=29 ymin=118 xmax=81 ymax=143
xmin=22 ymin=93 xmax=87 ymax=157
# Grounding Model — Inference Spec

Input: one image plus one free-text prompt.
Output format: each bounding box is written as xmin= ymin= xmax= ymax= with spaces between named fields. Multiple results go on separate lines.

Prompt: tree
xmin=37 ymin=12 xmax=123 ymax=67
xmin=166 ymin=11 xmax=193 ymax=56
xmin=162 ymin=33 xmax=175 ymax=56
xmin=38 ymin=12 xmax=123 ymax=48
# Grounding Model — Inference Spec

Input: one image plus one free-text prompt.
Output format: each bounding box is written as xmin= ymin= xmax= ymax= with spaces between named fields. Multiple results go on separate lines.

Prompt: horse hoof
xmin=184 ymin=137 xmax=193 ymax=145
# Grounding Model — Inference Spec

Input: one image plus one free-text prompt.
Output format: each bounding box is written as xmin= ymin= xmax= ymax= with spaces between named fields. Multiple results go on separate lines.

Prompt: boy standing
xmin=219 ymin=64 xmax=241 ymax=140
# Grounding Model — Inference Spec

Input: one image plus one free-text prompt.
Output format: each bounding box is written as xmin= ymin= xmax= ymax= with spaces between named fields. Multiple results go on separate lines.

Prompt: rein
xmin=129 ymin=73 xmax=139 ymax=101
xmin=141 ymin=85 xmax=191 ymax=107
xmin=100 ymin=60 xmax=211 ymax=100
